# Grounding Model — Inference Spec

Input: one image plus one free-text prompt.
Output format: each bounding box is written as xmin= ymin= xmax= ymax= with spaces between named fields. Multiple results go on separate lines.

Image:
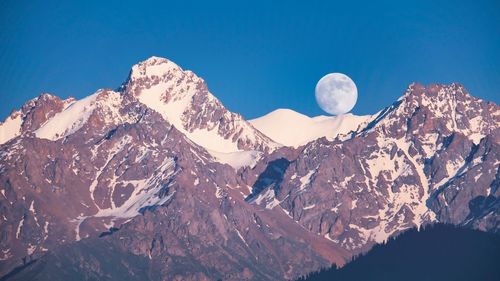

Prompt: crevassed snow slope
xmin=249 ymin=109 xmax=371 ymax=147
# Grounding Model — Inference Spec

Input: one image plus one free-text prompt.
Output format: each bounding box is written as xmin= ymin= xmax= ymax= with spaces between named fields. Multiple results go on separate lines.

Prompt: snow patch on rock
xmin=209 ymin=150 xmax=262 ymax=169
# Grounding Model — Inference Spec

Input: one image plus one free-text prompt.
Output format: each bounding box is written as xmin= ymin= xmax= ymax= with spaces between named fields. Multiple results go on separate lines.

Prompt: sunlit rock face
xmin=0 ymin=57 xmax=498 ymax=280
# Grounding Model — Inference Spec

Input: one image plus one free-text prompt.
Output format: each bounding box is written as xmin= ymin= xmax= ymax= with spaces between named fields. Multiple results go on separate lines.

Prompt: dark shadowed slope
xmin=299 ymin=224 xmax=500 ymax=281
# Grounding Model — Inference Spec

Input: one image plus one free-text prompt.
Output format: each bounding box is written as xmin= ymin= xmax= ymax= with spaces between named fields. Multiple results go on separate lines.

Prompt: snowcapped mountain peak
xmin=249 ymin=108 xmax=371 ymax=147
xmin=34 ymin=89 xmax=126 ymax=141
xmin=120 ymin=56 xmax=205 ymax=111
xmin=120 ymin=56 xmax=204 ymax=103
xmin=0 ymin=93 xmax=77 ymax=145
xmin=117 ymin=56 xmax=279 ymax=163
xmin=362 ymin=83 xmax=499 ymax=147
xmin=127 ymin=56 xmax=185 ymax=82
xmin=35 ymin=92 xmax=58 ymax=101
xmin=402 ymin=82 xmax=466 ymax=103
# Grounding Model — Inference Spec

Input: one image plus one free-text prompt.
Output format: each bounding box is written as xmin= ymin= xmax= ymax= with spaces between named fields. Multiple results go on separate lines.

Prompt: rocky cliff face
xmin=0 ymin=57 xmax=498 ymax=280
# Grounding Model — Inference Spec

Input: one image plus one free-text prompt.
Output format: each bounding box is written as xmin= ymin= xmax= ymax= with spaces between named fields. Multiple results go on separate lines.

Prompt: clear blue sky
xmin=1 ymin=0 xmax=499 ymax=120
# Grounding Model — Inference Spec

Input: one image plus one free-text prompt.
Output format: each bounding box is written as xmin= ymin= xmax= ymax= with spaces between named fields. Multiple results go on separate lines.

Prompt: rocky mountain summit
xmin=0 ymin=56 xmax=498 ymax=280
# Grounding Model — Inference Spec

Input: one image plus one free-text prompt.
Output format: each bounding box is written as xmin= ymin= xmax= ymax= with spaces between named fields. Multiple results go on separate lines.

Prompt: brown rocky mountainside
xmin=0 ymin=57 xmax=498 ymax=280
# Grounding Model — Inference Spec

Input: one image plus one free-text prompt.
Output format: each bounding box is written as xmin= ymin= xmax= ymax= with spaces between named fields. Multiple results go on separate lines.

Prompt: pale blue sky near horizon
xmin=0 ymin=0 xmax=499 ymax=120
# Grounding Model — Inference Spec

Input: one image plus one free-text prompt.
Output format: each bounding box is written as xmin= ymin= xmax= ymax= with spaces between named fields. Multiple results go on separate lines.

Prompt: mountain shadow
xmin=245 ymin=157 xmax=290 ymax=201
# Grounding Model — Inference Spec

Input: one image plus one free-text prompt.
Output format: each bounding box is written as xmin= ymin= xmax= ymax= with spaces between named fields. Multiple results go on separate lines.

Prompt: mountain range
xmin=0 ymin=56 xmax=498 ymax=280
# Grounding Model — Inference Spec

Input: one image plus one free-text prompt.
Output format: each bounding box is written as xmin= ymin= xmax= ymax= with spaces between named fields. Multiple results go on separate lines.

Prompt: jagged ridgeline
xmin=0 ymin=57 xmax=498 ymax=280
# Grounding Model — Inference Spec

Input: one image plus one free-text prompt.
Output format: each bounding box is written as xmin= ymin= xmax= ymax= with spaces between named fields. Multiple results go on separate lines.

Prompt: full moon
xmin=315 ymin=73 xmax=358 ymax=115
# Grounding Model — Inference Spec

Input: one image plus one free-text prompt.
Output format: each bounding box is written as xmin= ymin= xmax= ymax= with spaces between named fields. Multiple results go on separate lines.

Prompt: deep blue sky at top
xmin=0 ymin=0 xmax=499 ymax=120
